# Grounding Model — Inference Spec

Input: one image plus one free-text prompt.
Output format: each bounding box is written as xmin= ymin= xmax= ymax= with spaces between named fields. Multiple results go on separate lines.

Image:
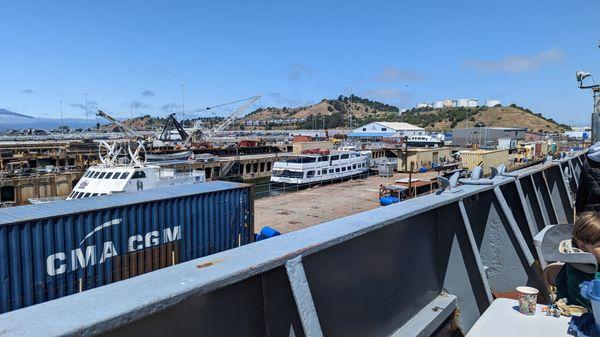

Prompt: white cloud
xmin=463 ymin=48 xmax=565 ymax=73
xmin=284 ymin=63 xmax=315 ymax=81
xmin=363 ymin=88 xmax=412 ymax=102
xmin=373 ymin=67 xmax=423 ymax=82
xmin=141 ymin=90 xmax=155 ymax=97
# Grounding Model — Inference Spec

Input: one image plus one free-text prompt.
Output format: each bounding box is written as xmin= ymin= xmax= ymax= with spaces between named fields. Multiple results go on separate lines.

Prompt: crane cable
xmin=182 ymin=95 xmax=259 ymax=115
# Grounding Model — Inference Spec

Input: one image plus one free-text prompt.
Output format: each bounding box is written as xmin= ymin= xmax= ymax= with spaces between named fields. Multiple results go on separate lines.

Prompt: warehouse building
xmin=452 ymin=127 xmax=527 ymax=148
xmin=348 ymin=122 xmax=425 ymax=141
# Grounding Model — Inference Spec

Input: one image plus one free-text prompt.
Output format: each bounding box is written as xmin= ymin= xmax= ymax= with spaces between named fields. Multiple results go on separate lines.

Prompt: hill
xmin=245 ymin=95 xmax=400 ymax=129
xmin=0 ymin=108 xmax=33 ymax=119
xmin=247 ymin=95 xmax=397 ymax=121
xmin=400 ymin=104 xmax=570 ymax=132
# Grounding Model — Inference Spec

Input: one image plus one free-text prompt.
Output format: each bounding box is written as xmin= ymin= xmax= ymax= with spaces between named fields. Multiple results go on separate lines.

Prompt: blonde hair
xmin=574 ymin=212 xmax=600 ymax=245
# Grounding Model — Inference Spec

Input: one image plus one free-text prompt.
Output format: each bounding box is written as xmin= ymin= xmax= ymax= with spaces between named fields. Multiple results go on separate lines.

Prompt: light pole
xmin=576 ymin=70 xmax=600 ymax=143
xmin=60 ymin=99 xmax=63 ymax=132
xmin=84 ymin=93 xmax=88 ymax=124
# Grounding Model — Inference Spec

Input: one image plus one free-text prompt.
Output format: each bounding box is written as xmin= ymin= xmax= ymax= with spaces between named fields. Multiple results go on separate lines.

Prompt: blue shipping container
xmin=0 ymin=181 xmax=254 ymax=313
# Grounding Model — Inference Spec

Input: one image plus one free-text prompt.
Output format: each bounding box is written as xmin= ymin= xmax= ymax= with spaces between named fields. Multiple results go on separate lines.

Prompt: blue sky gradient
xmin=1 ymin=1 xmax=599 ymax=125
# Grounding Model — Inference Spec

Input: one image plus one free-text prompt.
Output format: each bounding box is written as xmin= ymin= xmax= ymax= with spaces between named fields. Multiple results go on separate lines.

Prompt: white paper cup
xmin=516 ymin=286 xmax=539 ymax=315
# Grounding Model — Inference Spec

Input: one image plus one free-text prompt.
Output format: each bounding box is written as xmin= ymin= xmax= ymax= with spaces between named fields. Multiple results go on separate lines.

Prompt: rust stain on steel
xmin=196 ymin=259 xmax=223 ymax=269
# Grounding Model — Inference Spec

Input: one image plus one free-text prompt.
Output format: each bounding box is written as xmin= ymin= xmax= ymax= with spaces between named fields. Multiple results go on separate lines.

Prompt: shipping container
xmin=292 ymin=141 xmax=333 ymax=154
xmin=460 ymin=149 xmax=510 ymax=175
xmin=0 ymin=181 xmax=254 ymax=313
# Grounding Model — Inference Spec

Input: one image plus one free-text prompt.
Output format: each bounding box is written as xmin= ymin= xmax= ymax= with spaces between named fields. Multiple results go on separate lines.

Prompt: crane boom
xmin=96 ymin=110 xmax=143 ymax=140
xmin=184 ymin=95 xmax=260 ymax=146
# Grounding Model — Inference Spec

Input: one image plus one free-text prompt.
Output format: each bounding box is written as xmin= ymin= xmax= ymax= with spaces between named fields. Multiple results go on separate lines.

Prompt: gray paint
xmin=285 ymin=256 xmax=323 ymax=337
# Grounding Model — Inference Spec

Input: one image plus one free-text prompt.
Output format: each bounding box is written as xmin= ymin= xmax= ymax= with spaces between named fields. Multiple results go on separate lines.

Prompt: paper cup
xmin=516 ymin=286 xmax=539 ymax=315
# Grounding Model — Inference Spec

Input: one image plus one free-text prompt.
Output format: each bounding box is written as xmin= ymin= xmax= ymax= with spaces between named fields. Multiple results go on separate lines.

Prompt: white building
xmin=416 ymin=102 xmax=433 ymax=109
xmin=443 ymin=99 xmax=454 ymax=108
xmin=455 ymin=99 xmax=469 ymax=108
xmin=433 ymin=101 xmax=444 ymax=109
xmin=348 ymin=122 xmax=425 ymax=140
xmin=468 ymin=99 xmax=478 ymax=107
xmin=485 ymin=100 xmax=501 ymax=107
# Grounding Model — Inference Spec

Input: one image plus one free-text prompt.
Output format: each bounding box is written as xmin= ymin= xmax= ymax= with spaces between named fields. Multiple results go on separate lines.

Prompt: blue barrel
xmin=260 ymin=226 xmax=281 ymax=239
xmin=379 ymin=196 xmax=399 ymax=206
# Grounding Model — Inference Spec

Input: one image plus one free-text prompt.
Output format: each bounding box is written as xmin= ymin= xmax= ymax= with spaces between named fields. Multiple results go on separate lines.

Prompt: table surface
xmin=466 ymin=298 xmax=572 ymax=337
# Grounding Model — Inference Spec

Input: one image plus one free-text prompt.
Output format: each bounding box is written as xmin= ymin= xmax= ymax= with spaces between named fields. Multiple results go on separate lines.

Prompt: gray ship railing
xmin=0 ymin=152 xmax=586 ymax=337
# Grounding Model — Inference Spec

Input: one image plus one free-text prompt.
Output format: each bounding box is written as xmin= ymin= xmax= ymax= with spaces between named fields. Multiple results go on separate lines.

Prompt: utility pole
xmin=84 ymin=93 xmax=88 ymax=125
xmin=181 ymin=84 xmax=185 ymax=124
xmin=576 ymin=70 xmax=600 ymax=143
xmin=349 ymin=88 xmax=353 ymax=129
xmin=60 ymin=99 xmax=63 ymax=131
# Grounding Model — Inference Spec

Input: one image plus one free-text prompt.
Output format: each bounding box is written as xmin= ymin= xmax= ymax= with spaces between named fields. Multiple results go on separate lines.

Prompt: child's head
xmin=574 ymin=212 xmax=600 ymax=262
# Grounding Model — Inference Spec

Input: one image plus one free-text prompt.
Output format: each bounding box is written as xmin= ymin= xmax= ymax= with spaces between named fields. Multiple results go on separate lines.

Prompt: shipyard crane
xmin=96 ymin=110 xmax=146 ymax=166
xmin=96 ymin=110 xmax=144 ymax=140
xmin=183 ymin=94 xmax=260 ymax=146
xmin=158 ymin=113 xmax=189 ymax=141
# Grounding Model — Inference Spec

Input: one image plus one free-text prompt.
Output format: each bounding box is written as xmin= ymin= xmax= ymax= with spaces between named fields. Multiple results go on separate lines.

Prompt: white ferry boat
xmin=406 ymin=134 xmax=444 ymax=147
xmin=270 ymin=150 xmax=370 ymax=184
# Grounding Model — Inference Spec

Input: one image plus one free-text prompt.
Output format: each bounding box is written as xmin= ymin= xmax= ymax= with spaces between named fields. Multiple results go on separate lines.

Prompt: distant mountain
xmin=0 ymin=108 xmax=98 ymax=130
xmin=0 ymin=108 xmax=33 ymax=119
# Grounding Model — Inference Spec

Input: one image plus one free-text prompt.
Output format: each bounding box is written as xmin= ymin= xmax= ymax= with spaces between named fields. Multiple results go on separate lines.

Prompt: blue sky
xmin=0 ymin=1 xmax=599 ymax=125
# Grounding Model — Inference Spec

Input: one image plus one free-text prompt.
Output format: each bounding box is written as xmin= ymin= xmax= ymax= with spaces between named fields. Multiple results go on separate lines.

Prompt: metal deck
xmin=0 ymin=152 xmax=585 ymax=337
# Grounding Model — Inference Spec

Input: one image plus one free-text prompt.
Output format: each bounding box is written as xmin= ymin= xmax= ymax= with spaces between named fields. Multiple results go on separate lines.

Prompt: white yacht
xmin=67 ymin=164 xmax=205 ymax=200
xmin=66 ymin=141 xmax=205 ymax=200
xmin=406 ymin=134 xmax=444 ymax=147
xmin=270 ymin=150 xmax=370 ymax=184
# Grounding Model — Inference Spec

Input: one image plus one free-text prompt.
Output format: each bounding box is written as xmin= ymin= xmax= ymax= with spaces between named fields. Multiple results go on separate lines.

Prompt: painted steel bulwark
xmin=0 ymin=181 xmax=254 ymax=313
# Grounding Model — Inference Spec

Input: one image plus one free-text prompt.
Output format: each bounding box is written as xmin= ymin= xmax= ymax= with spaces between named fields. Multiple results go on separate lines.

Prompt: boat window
xmin=120 ymin=172 xmax=129 ymax=179
xmin=330 ymin=155 xmax=339 ymax=161
xmin=91 ymin=193 xmax=98 ymax=197
xmin=322 ymin=169 xmax=327 ymax=175
xmin=347 ymin=166 xmax=351 ymax=170
xmin=318 ymin=156 xmax=328 ymax=162
xmin=105 ymin=172 xmax=113 ymax=179
xmin=84 ymin=171 xmax=92 ymax=178
xmin=112 ymin=172 xmax=121 ymax=179
xmin=92 ymin=171 xmax=101 ymax=179
xmin=285 ymin=157 xmax=316 ymax=164
xmin=341 ymin=167 xmax=346 ymax=172
xmin=341 ymin=154 xmax=349 ymax=159
xmin=329 ymin=169 xmax=333 ymax=173
xmin=353 ymin=164 xmax=356 ymax=169
xmin=132 ymin=171 xmax=146 ymax=179
xmin=336 ymin=168 xmax=340 ymax=173
xmin=83 ymin=193 xmax=91 ymax=198
xmin=307 ymin=170 xmax=315 ymax=178
xmin=273 ymin=170 xmax=303 ymax=178
xmin=98 ymin=172 xmax=106 ymax=179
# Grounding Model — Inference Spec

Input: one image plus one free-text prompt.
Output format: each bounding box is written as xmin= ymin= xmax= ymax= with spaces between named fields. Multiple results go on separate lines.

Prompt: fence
xmin=0 ymin=152 xmax=585 ymax=337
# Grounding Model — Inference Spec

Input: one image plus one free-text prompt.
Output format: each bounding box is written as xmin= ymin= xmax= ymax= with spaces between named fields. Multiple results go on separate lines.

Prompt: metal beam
xmin=530 ymin=174 xmax=550 ymax=227
xmin=458 ymin=200 xmax=493 ymax=304
xmin=285 ymin=256 xmax=324 ymax=337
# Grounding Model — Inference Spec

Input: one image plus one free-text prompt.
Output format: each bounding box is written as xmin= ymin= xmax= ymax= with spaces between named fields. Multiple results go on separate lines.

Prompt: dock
xmin=255 ymin=171 xmax=439 ymax=233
